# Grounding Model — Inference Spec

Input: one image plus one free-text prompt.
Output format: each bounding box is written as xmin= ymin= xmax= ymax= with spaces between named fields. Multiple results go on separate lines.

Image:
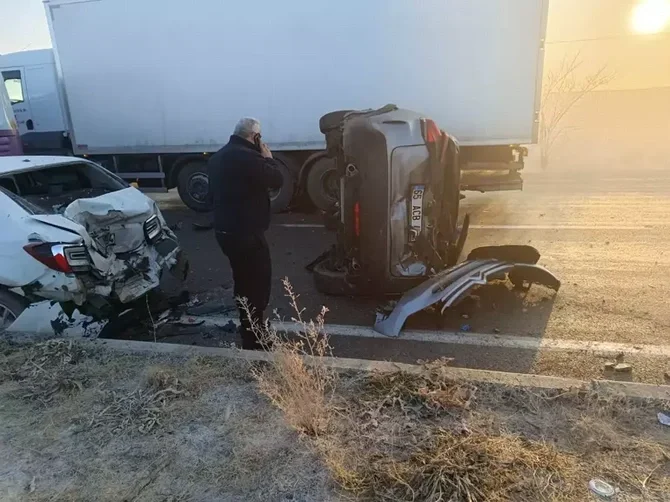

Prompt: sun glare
xmin=632 ymin=0 xmax=670 ymax=34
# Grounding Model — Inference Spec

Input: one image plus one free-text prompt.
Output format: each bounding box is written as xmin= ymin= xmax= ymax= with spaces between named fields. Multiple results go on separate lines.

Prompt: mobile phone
xmin=254 ymin=133 xmax=262 ymax=149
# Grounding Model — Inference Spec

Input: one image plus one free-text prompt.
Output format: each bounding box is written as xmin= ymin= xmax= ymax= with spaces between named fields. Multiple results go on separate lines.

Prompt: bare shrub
xmin=246 ymin=278 xmax=337 ymax=437
xmin=540 ymin=52 xmax=614 ymax=169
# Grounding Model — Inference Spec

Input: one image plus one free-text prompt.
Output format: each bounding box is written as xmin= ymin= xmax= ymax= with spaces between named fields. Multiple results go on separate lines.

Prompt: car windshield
xmin=0 ymin=161 xmax=128 ymax=213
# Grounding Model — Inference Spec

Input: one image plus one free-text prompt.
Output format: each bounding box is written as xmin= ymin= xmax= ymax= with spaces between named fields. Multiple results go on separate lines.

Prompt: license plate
xmin=410 ymin=184 xmax=425 ymax=234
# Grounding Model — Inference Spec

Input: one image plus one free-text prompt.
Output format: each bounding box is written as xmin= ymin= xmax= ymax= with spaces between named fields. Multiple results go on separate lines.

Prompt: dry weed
xmin=10 ymin=339 xmax=88 ymax=404
xmin=246 ymin=278 xmax=337 ymax=436
xmin=321 ymin=425 xmax=581 ymax=502
xmin=364 ymin=358 xmax=474 ymax=417
xmin=87 ymin=368 xmax=187 ymax=435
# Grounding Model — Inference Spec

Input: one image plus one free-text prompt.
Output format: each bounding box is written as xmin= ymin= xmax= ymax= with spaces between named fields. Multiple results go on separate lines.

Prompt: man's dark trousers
xmin=216 ymin=231 xmax=271 ymax=350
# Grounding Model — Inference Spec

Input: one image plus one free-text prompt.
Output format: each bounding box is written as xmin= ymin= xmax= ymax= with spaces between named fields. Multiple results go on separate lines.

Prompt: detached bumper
xmin=374 ymin=247 xmax=560 ymax=337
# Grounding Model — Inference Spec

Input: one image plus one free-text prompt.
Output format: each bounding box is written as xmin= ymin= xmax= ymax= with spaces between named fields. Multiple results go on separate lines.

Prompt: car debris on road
xmin=0 ymin=156 xmax=188 ymax=327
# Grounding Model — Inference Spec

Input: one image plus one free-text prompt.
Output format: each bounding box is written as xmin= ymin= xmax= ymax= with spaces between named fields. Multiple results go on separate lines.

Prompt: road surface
xmin=151 ymin=168 xmax=670 ymax=382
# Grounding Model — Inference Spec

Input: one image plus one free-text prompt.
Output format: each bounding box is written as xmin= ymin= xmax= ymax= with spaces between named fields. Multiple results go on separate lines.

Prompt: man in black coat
xmin=208 ymin=118 xmax=284 ymax=350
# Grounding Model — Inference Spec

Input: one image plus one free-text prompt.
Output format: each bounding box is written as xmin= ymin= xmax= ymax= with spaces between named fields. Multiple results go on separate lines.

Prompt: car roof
xmin=0 ymin=156 xmax=92 ymax=177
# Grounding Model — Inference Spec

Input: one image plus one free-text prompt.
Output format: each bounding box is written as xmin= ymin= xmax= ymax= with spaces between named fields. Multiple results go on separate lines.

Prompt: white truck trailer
xmin=34 ymin=0 xmax=547 ymax=212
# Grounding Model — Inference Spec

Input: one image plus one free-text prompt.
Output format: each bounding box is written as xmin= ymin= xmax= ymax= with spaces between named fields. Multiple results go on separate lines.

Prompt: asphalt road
xmin=152 ymin=168 xmax=670 ymax=381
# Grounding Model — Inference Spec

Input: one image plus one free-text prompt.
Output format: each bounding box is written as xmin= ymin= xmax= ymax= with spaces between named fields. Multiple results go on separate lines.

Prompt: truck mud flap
xmin=374 ymin=257 xmax=560 ymax=337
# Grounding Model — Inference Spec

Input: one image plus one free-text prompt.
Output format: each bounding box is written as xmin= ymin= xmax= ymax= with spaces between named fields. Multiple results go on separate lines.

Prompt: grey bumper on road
xmin=374 ymin=259 xmax=561 ymax=337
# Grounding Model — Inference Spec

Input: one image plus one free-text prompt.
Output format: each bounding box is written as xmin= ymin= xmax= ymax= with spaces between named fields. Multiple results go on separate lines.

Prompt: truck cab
xmin=0 ymin=49 xmax=69 ymax=155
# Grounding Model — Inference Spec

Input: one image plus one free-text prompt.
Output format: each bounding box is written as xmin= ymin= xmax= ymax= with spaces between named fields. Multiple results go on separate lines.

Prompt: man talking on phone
xmin=208 ymin=117 xmax=283 ymax=350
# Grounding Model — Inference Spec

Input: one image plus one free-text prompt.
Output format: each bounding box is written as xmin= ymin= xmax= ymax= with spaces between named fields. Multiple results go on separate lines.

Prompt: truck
xmin=2 ymin=0 xmax=548 ymax=213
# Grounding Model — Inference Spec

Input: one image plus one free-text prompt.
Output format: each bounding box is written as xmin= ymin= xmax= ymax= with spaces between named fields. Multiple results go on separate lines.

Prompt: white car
xmin=0 ymin=156 xmax=187 ymax=329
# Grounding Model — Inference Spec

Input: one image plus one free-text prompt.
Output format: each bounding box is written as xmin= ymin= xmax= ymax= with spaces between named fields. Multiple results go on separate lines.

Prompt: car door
xmin=2 ymin=68 xmax=33 ymax=136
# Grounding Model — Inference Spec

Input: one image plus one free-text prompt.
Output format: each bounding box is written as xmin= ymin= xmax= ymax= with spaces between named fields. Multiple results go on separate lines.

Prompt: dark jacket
xmin=208 ymin=135 xmax=283 ymax=234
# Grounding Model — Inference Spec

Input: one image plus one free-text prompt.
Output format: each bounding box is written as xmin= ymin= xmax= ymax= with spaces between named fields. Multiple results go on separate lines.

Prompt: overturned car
xmin=0 ymin=157 xmax=187 ymax=328
xmin=310 ymin=106 xmax=560 ymax=336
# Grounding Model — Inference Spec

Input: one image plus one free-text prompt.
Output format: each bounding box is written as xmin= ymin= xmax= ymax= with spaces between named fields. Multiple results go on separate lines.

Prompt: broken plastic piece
xmin=658 ymin=411 xmax=670 ymax=427
xmin=374 ymin=257 xmax=560 ymax=337
xmin=588 ymin=479 xmax=616 ymax=499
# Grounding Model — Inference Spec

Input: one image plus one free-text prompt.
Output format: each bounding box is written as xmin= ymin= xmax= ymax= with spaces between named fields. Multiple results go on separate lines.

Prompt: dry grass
xmin=5 ymin=339 xmax=88 ymax=405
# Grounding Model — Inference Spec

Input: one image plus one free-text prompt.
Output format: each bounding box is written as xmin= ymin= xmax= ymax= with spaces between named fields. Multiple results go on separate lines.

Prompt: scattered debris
xmin=171 ymin=317 xmax=205 ymax=327
xmin=186 ymin=300 xmax=236 ymax=316
xmin=460 ymin=324 xmax=471 ymax=332
xmin=461 ymin=313 xmax=470 ymax=320
xmin=221 ymin=320 xmax=237 ymax=333
xmin=658 ymin=411 xmax=670 ymax=427
xmin=588 ymin=478 xmax=616 ymax=499
xmin=493 ymin=328 xmax=501 ymax=334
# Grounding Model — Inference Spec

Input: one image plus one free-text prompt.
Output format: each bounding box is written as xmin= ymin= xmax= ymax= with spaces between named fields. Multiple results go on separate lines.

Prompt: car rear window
xmin=11 ymin=162 xmax=126 ymax=197
xmin=0 ymin=161 xmax=129 ymax=214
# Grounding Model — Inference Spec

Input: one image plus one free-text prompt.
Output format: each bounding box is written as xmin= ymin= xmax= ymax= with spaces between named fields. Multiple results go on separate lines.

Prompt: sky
xmin=1 ymin=0 xmax=669 ymax=90
xmin=1 ymin=0 xmax=52 ymax=53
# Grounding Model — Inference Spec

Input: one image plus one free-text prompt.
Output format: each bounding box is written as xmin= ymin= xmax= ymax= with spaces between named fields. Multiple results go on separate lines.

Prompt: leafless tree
xmin=539 ymin=52 xmax=614 ymax=169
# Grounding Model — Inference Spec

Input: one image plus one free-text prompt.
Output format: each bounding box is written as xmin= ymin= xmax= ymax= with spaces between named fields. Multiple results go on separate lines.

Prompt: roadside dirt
xmin=0 ymin=340 xmax=334 ymax=502
xmin=1 ymin=338 xmax=668 ymax=501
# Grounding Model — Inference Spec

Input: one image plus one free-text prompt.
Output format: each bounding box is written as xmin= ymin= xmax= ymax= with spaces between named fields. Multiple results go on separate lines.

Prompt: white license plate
xmin=410 ymin=185 xmax=425 ymax=232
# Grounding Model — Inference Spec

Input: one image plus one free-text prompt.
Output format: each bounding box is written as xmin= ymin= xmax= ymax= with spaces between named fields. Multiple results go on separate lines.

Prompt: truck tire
xmin=177 ymin=160 xmax=211 ymax=213
xmin=0 ymin=290 xmax=28 ymax=331
xmin=269 ymin=157 xmax=294 ymax=213
xmin=306 ymin=156 xmax=338 ymax=211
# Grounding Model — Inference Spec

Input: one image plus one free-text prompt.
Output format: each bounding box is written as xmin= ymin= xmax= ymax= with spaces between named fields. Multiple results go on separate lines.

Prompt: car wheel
xmin=177 ymin=160 xmax=212 ymax=213
xmin=307 ymin=157 xmax=338 ymax=211
xmin=319 ymin=110 xmax=354 ymax=134
xmin=0 ymin=290 xmax=28 ymax=331
xmin=312 ymin=262 xmax=357 ymax=296
xmin=269 ymin=157 xmax=295 ymax=213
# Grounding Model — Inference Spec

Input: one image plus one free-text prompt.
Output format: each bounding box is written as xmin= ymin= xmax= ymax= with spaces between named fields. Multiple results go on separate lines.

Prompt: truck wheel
xmin=177 ymin=160 xmax=211 ymax=213
xmin=306 ymin=157 xmax=338 ymax=211
xmin=269 ymin=157 xmax=294 ymax=213
xmin=0 ymin=290 xmax=28 ymax=331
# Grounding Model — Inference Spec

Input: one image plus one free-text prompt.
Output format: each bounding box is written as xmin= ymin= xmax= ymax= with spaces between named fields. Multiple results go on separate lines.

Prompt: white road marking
xmin=274 ymin=223 xmax=654 ymax=230
xmin=469 ymin=224 xmax=651 ymax=230
xmin=184 ymin=316 xmax=670 ymax=358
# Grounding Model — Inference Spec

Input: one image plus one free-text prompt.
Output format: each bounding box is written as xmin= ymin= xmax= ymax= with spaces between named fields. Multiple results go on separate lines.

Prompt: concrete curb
xmin=88 ymin=338 xmax=670 ymax=401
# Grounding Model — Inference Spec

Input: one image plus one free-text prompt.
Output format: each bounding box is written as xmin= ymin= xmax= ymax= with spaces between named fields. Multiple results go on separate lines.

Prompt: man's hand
xmin=260 ymin=142 xmax=273 ymax=159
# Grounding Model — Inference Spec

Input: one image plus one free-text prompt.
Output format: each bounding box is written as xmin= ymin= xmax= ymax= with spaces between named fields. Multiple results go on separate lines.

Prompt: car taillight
xmin=421 ymin=118 xmax=441 ymax=144
xmin=354 ymin=201 xmax=361 ymax=237
xmin=23 ymin=243 xmax=90 ymax=273
xmin=144 ymin=215 xmax=162 ymax=242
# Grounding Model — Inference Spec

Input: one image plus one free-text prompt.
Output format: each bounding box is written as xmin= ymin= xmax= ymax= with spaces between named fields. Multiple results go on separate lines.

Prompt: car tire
xmin=319 ymin=110 xmax=354 ymax=134
xmin=312 ymin=262 xmax=357 ymax=296
xmin=0 ymin=289 xmax=28 ymax=331
xmin=306 ymin=156 xmax=338 ymax=211
xmin=269 ymin=157 xmax=295 ymax=213
xmin=177 ymin=160 xmax=211 ymax=213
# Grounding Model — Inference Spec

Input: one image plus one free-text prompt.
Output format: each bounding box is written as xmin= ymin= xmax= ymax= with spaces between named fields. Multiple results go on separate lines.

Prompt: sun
xmin=631 ymin=0 xmax=670 ymax=34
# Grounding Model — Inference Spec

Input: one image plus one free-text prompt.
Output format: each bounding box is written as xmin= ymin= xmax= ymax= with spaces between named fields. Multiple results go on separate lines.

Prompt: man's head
xmin=233 ymin=117 xmax=262 ymax=144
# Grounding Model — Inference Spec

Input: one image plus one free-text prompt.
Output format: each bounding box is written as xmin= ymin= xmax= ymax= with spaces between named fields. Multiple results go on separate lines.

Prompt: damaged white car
xmin=0 ymin=156 xmax=187 ymax=329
